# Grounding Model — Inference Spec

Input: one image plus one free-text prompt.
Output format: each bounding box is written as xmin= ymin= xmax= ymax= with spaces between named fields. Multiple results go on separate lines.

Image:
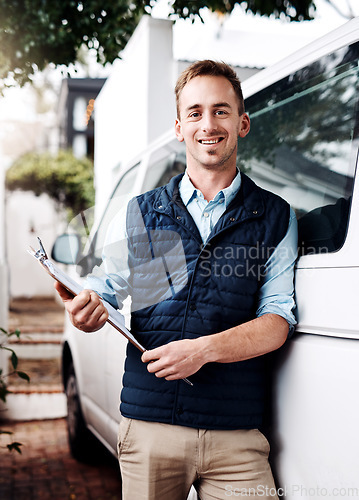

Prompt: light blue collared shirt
xmin=87 ymin=170 xmax=297 ymax=332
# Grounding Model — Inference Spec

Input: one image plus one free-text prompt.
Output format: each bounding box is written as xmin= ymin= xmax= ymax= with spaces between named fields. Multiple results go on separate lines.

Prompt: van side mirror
xmin=51 ymin=233 xmax=81 ymax=265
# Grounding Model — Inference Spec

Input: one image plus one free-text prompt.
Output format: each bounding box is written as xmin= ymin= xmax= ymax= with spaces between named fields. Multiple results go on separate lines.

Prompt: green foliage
xmin=0 ymin=0 xmax=317 ymax=89
xmin=6 ymin=150 xmax=95 ymax=220
xmin=0 ymin=328 xmax=30 ymax=404
xmin=0 ymin=431 xmax=22 ymax=453
xmin=170 ymin=0 xmax=314 ymax=22
xmin=0 ymin=327 xmax=29 ymax=453
xmin=0 ymin=0 xmax=145 ymax=90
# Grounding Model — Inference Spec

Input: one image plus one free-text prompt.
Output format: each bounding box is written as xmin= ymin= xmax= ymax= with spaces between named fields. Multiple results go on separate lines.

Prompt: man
xmin=55 ymin=60 xmax=297 ymax=499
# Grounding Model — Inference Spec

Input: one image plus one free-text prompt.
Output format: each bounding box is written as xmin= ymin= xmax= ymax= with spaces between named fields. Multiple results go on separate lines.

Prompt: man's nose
xmin=201 ymin=112 xmax=217 ymax=132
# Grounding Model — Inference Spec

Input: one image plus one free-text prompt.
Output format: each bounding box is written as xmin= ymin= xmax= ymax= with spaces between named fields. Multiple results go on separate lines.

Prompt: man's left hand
xmin=141 ymin=339 xmax=205 ymax=380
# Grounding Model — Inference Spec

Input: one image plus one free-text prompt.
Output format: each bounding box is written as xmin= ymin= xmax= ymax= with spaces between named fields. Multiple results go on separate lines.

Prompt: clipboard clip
xmin=30 ymin=236 xmax=48 ymax=261
xmin=35 ymin=237 xmax=48 ymax=259
xmin=28 ymin=237 xmax=48 ymax=264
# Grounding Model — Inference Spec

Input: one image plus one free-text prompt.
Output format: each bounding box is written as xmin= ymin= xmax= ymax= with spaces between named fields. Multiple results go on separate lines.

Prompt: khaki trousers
xmin=118 ymin=417 xmax=279 ymax=500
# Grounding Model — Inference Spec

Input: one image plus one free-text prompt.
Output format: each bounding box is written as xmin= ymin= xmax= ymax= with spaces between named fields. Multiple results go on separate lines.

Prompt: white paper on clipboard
xmin=28 ymin=237 xmax=145 ymax=353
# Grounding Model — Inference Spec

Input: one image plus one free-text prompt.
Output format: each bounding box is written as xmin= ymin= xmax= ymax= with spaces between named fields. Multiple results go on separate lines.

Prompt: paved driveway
xmin=0 ymin=418 xmax=122 ymax=500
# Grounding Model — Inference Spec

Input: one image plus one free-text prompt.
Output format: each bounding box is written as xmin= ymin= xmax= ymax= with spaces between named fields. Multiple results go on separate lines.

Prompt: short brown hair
xmin=175 ymin=60 xmax=245 ymax=118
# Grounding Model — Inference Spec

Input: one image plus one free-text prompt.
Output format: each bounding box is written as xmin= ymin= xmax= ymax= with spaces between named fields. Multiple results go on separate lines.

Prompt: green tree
xmin=2 ymin=0 xmax=353 ymax=90
xmin=5 ymin=150 xmax=95 ymax=221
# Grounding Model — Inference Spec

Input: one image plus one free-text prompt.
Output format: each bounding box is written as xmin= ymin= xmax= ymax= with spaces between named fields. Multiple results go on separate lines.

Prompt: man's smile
xmin=198 ymin=137 xmax=224 ymax=145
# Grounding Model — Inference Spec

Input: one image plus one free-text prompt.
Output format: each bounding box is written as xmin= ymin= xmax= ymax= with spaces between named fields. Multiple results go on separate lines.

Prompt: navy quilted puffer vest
xmin=120 ymin=173 xmax=289 ymax=430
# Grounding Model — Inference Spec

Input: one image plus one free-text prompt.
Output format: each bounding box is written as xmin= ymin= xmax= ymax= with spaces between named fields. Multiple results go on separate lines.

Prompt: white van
xmin=52 ymin=17 xmax=359 ymax=499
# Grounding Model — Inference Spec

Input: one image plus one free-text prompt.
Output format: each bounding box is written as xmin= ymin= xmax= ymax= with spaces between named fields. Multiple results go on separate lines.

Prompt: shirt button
xmin=176 ymin=407 xmax=183 ymax=415
xmin=219 ymin=199 xmax=224 ymax=204
xmin=203 ymin=212 xmax=209 ymax=218
xmin=189 ymin=302 xmax=196 ymax=311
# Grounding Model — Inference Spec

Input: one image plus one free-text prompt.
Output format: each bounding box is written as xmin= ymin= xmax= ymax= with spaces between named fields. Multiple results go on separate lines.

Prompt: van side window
xmin=242 ymin=42 xmax=359 ymax=256
xmin=141 ymin=151 xmax=186 ymax=192
xmin=93 ymin=163 xmax=140 ymax=261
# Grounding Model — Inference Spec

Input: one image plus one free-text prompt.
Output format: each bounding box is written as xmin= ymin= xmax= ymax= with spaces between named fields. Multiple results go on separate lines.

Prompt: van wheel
xmin=65 ymin=363 xmax=103 ymax=463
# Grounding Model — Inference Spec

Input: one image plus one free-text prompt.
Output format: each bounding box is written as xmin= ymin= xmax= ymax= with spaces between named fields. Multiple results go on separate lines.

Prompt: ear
xmin=175 ymin=118 xmax=184 ymax=142
xmin=238 ymin=113 xmax=250 ymax=138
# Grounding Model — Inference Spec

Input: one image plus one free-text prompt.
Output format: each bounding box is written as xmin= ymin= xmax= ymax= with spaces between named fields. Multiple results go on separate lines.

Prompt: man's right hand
xmin=54 ymin=281 xmax=109 ymax=332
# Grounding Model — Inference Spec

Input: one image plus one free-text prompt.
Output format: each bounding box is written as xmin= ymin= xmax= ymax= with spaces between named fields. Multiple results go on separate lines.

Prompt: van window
xmin=93 ymin=163 xmax=140 ymax=260
xmin=241 ymin=42 xmax=359 ymax=256
xmin=141 ymin=150 xmax=186 ymax=192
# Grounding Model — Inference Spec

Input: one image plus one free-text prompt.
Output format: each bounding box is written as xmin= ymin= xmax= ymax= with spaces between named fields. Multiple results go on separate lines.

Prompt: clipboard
xmin=29 ymin=237 xmax=193 ymax=386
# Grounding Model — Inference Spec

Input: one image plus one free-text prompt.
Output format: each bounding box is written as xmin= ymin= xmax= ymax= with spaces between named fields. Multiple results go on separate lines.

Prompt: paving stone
xmin=0 ymin=419 xmax=122 ymax=500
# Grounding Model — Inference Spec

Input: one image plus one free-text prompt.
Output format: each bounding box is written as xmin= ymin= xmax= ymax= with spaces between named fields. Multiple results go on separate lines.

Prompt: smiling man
xmin=55 ymin=60 xmax=297 ymax=500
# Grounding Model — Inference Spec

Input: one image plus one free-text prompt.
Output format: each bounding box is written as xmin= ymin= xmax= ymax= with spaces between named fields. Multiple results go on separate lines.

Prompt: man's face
xmin=175 ymin=75 xmax=250 ymax=173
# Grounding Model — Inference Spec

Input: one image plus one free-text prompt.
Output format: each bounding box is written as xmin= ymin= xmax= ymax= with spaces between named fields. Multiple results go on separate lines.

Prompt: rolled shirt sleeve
xmin=256 ymin=207 xmax=298 ymax=335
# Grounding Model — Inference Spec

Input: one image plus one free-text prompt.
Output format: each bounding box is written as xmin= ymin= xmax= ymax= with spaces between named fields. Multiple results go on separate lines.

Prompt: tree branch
xmin=322 ymin=0 xmax=355 ymax=20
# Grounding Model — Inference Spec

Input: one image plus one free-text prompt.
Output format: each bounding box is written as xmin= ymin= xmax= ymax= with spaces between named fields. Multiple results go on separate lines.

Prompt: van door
xmin=74 ymin=163 xmax=141 ymax=445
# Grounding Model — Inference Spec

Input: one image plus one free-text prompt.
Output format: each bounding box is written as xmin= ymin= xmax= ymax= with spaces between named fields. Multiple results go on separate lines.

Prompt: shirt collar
xmin=179 ymin=169 xmax=242 ymax=208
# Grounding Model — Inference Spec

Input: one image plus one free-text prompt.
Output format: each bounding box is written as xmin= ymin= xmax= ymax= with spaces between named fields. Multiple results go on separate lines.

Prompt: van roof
xmin=242 ymin=17 xmax=359 ymax=99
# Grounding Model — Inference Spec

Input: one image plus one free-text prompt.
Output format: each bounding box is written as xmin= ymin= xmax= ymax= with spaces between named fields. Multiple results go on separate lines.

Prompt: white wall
xmin=6 ymin=191 xmax=64 ymax=298
xmin=0 ymin=138 xmax=9 ymax=374
xmin=0 ymin=162 xmax=8 ymax=329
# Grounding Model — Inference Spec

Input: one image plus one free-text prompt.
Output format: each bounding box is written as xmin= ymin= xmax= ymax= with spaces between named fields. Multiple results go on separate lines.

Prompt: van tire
xmin=65 ymin=363 xmax=103 ymax=463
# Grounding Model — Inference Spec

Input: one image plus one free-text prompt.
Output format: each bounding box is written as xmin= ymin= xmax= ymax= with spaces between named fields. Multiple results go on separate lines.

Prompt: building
xmin=58 ymin=78 xmax=106 ymax=160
